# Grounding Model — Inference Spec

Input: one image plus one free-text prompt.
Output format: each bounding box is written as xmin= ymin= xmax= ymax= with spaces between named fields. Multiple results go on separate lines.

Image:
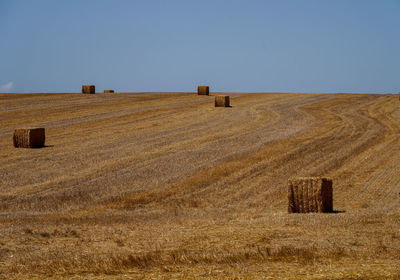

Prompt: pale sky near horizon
xmin=0 ymin=0 xmax=399 ymax=93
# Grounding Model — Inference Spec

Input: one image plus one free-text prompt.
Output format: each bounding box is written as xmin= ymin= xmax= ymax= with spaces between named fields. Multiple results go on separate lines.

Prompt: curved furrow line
xmin=159 ymin=95 xmax=389 ymax=211
xmin=0 ymin=94 xmax=291 ymax=211
xmin=101 ymin=94 xmax=336 ymax=211
xmin=332 ymin=96 xmax=400 ymax=211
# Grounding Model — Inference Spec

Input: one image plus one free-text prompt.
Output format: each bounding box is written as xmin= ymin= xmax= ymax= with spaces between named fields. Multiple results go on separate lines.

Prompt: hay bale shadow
xmin=330 ymin=210 xmax=346 ymax=214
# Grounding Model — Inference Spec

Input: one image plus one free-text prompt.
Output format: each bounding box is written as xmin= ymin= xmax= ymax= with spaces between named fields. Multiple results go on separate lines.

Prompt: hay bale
xmin=82 ymin=85 xmax=95 ymax=94
xmin=13 ymin=128 xmax=45 ymax=148
xmin=104 ymin=90 xmax=114 ymax=93
xmin=215 ymin=95 xmax=230 ymax=107
xmin=287 ymin=177 xmax=333 ymax=213
xmin=197 ymin=86 xmax=209 ymax=95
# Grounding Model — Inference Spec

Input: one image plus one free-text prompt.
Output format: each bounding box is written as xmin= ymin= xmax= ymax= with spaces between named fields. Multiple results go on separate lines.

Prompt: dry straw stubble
xmin=288 ymin=177 xmax=333 ymax=213
xmin=13 ymin=128 xmax=45 ymax=148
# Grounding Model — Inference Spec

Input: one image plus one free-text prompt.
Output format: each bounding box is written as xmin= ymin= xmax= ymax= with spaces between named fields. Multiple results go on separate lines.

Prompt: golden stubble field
xmin=0 ymin=92 xmax=399 ymax=279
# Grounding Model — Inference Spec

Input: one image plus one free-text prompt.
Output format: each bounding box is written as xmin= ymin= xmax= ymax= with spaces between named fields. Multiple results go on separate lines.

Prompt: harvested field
xmin=0 ymin=92 xmax=399 ymax=279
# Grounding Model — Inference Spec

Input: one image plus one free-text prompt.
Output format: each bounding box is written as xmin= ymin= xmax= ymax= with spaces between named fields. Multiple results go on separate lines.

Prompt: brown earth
xmin=0 ymin=92 xmax=399 ymax=279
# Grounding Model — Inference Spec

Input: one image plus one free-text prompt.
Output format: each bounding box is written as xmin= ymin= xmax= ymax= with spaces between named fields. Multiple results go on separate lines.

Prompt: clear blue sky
xmin=0 ymin=0 xmax=399 ymax=93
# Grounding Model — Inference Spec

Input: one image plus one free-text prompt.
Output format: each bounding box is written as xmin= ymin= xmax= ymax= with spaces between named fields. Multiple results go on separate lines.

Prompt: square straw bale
xmin=215 ymin=95 xmax=230 ymax=107
xmin=13 ymin=128 xmax=45 ymax=148
xmin=197 ymin=86 xmax=209 ymax=95
xmin=287 ymin=177 xmax=333 ymax=213
xmin=82 ymin=85 xmax=95 ymax=94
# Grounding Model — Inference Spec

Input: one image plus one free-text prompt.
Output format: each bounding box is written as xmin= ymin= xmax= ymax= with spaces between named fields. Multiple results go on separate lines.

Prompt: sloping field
xmin=0 ymin=92 xmax=399 ymax=279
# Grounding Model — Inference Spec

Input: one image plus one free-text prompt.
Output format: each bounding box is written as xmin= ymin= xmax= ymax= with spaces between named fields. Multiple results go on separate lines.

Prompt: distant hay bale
xmin=104 ymin=90 xmax=114 ymax=93
xmin=287 ymin=177 xmax=333 ymax=213
xmin=82 ymin=85 xmax=95 ymax=94
xmin=13 ymin=128 xmax=45 ymax=148
xmin=197 ymin=86 xmax=209 ymax=95
xmin=215 ymin=95 xmax=230 ymax=107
